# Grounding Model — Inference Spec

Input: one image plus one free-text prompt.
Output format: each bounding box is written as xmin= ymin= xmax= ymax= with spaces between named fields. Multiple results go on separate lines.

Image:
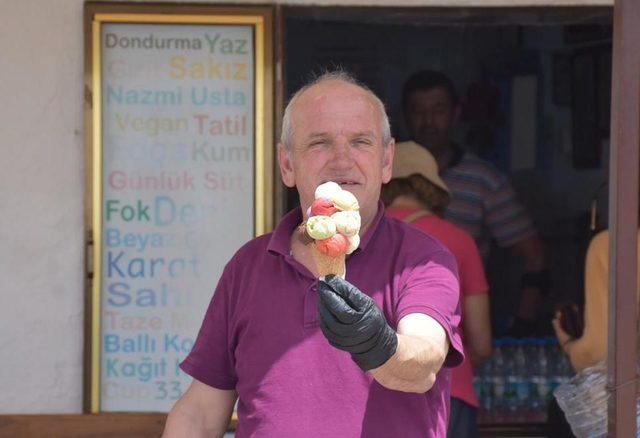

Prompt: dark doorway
xmin=283 ymin=5 xmax=612 ymax=431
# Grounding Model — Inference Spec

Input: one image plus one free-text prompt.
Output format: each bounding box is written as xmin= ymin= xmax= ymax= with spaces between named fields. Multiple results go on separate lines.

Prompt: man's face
xmin=404 ymin=87 xmax=460 ymax=157
xmin=278 ymin=80 xmax=394 ymax=231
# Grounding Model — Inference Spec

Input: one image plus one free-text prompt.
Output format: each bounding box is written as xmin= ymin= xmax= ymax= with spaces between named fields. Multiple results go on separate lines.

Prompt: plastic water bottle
xmin=514 ymin=338 xmax=530 ymax=411
xmin=473 ymin=373 xmax=482 ymax=404
xmin=491 ymin=339 xmax=505 ymax=413
xmin=547 ymin=337 xmax=565 ymax=394
xmin=529 ymin=337 xmax=549 ymax=411
xmin=521 ymin=337 xmax=535 ymax=367
xmin=477 ymin=359 xmax=492 ymax=411
xmin=558 ymin=352 xmax=573 ymax=384
xmin=503 ymin=338 xmax=519 ymax=412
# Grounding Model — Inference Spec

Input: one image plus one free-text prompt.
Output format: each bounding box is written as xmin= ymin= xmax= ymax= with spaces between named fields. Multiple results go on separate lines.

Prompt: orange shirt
xmin=387 ymin=207 xmax=489 ymax=407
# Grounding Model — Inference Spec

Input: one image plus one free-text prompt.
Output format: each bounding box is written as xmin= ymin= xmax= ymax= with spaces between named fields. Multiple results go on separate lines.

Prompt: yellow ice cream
xmin=306 ymin=215 xmax=337 ymax=240
xmin=331 ymin=190 xmax=359 ymax=211
xmin=331 ymin=211 xmax=361 ymax=237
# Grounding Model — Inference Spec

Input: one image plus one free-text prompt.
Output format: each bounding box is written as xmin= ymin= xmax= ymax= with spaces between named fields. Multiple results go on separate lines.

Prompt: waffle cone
xmin=311 ymin=244 xmax=345 ymax=279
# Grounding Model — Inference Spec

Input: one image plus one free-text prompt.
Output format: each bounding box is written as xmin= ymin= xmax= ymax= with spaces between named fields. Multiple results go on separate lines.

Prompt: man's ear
xmin=277 ymin=142 xmax=296 ymax=188
xmin=381 ymin=138 xmax=395 ymax=184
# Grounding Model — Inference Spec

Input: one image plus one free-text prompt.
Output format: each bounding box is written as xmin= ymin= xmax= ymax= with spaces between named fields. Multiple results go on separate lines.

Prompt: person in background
xmin=163 ymin=71 xmax=463 ymax=438
xmin=382 ymin=142 xmax=492 ymax=438
xmin=402 ymin=70 xmax=549 ymax=336
xmin=552 ymin=229 xmax=640 ymax=372
xmin=549 ymin=229 xmax=640 ymax=438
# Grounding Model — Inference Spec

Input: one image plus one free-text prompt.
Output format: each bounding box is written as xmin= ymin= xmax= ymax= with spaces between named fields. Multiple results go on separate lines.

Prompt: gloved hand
xmin=317 ymin=275 xmax=398 ymax=371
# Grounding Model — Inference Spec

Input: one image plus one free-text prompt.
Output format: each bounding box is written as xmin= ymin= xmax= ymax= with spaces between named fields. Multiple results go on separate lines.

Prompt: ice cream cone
xmin=311 ymin=244 xmax=345 ymax=279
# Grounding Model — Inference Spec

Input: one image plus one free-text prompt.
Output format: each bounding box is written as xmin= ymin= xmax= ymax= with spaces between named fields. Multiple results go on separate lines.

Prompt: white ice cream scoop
xmin=331 ymin=211 xmax=361 ymax=237
xmin=315 ymin=181 xmax=342 ymax=200
xmin=331 ymin=190 xmax=359 ymax=211
xmin=346 ymin=234 xmax=360 ymax=254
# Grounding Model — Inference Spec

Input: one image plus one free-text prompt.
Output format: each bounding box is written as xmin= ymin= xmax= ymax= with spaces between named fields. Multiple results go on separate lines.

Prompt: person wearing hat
xmin=382 ymin=141 xmax=492 ymax=438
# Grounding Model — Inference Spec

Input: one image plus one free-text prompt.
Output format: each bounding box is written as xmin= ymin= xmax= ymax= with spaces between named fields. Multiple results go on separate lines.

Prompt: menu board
xmin=88 ymin=13 xmax=271 ymax=412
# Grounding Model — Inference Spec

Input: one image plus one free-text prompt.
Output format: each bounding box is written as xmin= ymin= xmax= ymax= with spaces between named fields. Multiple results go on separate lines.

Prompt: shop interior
xmin=282 ymin=6 xmax=613 ymax=429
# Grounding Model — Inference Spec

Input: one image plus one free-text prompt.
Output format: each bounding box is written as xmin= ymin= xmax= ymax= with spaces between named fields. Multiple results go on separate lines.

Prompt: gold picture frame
xmin=83 ymin=2 xmax=274 ymax=414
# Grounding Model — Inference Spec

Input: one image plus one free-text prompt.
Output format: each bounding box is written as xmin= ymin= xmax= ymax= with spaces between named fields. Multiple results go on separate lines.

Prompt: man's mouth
xmin=324 ymin=179 xmax=360 ymax=188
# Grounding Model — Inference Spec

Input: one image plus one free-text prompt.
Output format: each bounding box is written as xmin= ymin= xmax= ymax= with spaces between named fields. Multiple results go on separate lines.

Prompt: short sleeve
xmin=180 ymin=263 xmax=238 ymax=390
xmin=485 ymin=173 xmax=535 ymax=247
xmin=458 ymin=233 xmax=489 ymax=297
xmin=396 ymin=249 xmax=464 ymax=368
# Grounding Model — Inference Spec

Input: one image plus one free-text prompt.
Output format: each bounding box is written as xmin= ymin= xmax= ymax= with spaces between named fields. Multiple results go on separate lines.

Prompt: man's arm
xmin=483 ymin=168 xmax=548 ymax=328
xmin=317 ymin=275 xmax=460 ymax=394
xmin=163 ymin=379 xmax=237 ymax=438
xmin=369 ymin=313 xmax=448 ymax=393
xmin=461 ymin=294 xmax=492 ymax=366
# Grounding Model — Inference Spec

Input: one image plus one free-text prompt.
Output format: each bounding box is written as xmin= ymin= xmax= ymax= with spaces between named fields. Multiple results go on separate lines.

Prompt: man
xmin=163 ymin=72 xmax=463 ymax=437
xmin=402 ymin=70 xmax=549 ymax=334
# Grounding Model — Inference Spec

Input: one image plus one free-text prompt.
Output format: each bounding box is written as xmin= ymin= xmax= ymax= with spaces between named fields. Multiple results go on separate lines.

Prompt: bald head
xmin=280 ymin=71 xmax=391 ymax=151
xmin=276 ymin=70 xmax=395 ymax=234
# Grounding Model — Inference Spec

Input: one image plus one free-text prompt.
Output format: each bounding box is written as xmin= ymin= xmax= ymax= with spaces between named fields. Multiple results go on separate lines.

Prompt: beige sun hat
xmin=392 ymin=141 xmax=450 ymax=194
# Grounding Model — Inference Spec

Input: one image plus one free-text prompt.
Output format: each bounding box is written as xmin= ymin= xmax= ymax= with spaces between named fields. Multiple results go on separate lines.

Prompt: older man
xmin=163 ymin=72 xmax=462 ymax=437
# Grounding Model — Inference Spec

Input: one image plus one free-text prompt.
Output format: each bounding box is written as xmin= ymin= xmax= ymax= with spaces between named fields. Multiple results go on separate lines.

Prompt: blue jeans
xmin=447 ymin=398 xmax=478 ymax=438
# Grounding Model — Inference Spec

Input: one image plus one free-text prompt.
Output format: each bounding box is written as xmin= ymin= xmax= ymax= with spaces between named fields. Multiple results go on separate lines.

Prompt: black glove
xmin=317 ymin=275 xmax=398 ymax=371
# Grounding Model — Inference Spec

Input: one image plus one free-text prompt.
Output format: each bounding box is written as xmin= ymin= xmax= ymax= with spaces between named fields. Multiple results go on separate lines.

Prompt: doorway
xmin=282 ymin=5 xmax=613 ymax=430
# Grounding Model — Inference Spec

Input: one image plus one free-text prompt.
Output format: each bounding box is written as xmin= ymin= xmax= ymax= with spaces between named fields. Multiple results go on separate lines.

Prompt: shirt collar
xmin=267 ymin=206 xmax=302 ymax=256
xmin=266 ymin=200 xmax=387 ymax=257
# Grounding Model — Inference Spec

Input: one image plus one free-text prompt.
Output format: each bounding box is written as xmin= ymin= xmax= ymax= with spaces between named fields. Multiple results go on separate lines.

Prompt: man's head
xmin=278 ymin=71 xmax=394 ymax=231
xmin=402 ymin=70 xmax=461 ymax=158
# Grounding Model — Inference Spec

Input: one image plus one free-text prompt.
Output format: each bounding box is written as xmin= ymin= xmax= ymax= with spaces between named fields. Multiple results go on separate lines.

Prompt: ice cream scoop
xmin=316 ymin=234 xmax=349 ymax=257
xmin=331 ymin=211 xmax=361 ymax=237
xmin=315 ymin=181 xmax=342 ymax=200
xmin=331 ymin=190 xmax=359 ymax=211
xmin=308 ymin=182 xmax=361 ymax=279
xmin=306 ymin=215 xmax=336 ymax=240
xmin=311 ymin=198 xmax=338 ymax=217
xmin=346 ymin=234 xmax=360 ymax=255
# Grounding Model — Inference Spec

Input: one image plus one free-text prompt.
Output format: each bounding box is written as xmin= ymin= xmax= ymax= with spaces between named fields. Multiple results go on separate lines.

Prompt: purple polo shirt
xmin=181 ymin=202 xmax=463 ymax=437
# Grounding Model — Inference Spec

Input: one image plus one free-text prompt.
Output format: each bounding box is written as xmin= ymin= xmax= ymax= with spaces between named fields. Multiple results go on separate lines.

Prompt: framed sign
xmin=84 ymin=3 xmax=274 ymax=413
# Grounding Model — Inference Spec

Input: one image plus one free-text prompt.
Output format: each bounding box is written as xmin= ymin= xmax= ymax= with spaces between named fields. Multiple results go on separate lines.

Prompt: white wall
xmin=0 ymin=0 xmax=86 ymax=413
xmin=0 ymin=0 xmax=612 ymax=415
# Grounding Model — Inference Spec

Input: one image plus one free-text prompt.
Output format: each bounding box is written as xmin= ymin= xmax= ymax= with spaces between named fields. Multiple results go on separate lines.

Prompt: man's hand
xmin=317 ymin=275 xmax=398 ymax=371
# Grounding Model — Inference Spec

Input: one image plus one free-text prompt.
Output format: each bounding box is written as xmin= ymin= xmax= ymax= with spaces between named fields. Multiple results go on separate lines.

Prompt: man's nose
xmin=422 ymin=110 xmax=436 ymax=127
xmin=330 ymin=139 xmax=354 ymax=169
